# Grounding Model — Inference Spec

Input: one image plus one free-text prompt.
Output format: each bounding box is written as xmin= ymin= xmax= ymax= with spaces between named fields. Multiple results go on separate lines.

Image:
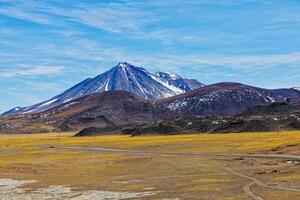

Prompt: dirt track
xmin=53 ymin=146 xmax=300 ymax=160
xmin=52 ymin=146 xmax=300 ymax=200
xmin=223 ymin=167 xmax=300 ymax=200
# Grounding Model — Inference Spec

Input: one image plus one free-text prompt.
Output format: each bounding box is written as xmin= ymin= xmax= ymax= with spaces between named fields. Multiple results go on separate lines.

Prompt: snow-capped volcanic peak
xmin=117 ymin=62 xmax=129 ymax=68
xmin=3 ymin=62 xmax=204 ymax=115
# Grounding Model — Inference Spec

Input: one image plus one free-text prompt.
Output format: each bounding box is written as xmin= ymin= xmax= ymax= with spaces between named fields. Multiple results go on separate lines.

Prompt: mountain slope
xmin=4 ymin=62 xmax=204 ymax=115
xmin=0 ymin=91 xmax=158 ymax=133
xmin=240 ymin=102 xmax=300 ymax=116
xmin=2 ymin=107 xmax=22 ymax=115
xmin=183 ymin=78 xmax=205 ymax=90
xmin=157 ymin=82 xmax=292 ymax=116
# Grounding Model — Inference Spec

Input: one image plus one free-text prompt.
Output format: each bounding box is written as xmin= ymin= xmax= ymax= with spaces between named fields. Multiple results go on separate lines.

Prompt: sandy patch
xmin=0 ymin=178 xmax=157 ymax=200
xmin=72 ymin=190 xmax=157 ymax=200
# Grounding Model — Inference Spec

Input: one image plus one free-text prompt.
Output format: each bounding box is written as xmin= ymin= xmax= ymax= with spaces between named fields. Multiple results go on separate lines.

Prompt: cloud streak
xmin=0 ymin=66 xmax=65 ymax=78
xmin=0 ymin=0 xmax=157 ymax=34
xmin=0 ymin=0 xmax=240 ymax=44
xmin=22 ymin=36 xmax=300 ymax=75
xmin=0 ymin=0 xmax=56 ymax=25
xmin=159 ymin=53 xmax=300 ymax=69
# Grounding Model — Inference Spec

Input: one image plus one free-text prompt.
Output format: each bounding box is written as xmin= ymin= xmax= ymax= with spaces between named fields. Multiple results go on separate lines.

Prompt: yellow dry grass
xmin=0 ymin=131 xmax=300 ymax=199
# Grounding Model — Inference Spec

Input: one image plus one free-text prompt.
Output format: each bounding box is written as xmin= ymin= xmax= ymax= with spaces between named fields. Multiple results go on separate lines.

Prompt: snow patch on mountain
xmin=164 ymin=72 xmax=180 ymax=80
xmin=149 ymin=73 xmax=185 ymax=94
xmin=38 ymin=99 xmax=58 ymax=108
xmin=294 ymin=87 xmax=300 ymax=91
xmin=14 ymin=107 xmax=21 ymax=111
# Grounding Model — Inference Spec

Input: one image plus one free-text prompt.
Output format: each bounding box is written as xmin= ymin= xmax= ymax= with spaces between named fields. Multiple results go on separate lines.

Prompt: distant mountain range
xmin=1 ymin=82 xmax=300 ymax=134
xmin=3 ymin=62 xmax=204 ymax=115
xmin=1 ymin=62 xmax=300 ymax=134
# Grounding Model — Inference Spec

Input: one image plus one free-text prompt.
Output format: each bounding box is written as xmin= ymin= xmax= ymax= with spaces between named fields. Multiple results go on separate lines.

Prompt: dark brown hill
xmin=156 ymin=82 xmax=287 ymax=116
xmin=0 ymin=91 xmax=157 ymax=133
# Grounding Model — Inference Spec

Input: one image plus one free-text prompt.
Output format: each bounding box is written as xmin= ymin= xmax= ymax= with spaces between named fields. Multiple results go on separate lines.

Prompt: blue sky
xmin=1 ymin=0 xmax=300 ymax=112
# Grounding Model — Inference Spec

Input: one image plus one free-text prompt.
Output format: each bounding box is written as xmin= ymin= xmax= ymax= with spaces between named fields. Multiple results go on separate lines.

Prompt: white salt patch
xmin=0 ymin=178 xmax=158 ymax=200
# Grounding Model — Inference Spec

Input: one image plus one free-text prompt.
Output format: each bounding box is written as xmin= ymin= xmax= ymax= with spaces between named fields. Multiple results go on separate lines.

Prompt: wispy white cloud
xmin=64 ymin=6 xmax=156 ymax=34
xmin=0 ymin=66 xmax=65 ymax=77
xmin=0 ymin=0 xmax=157 ymax=33
xmin=22 ymin=80 xmax=64 ymax=93
xmin=0 ymin=1 xmax=54 ymax=25
xmin=25 ymin=36 xmax=300 ymax=71
xmin=158 ymin=53 xmax=300 ymax=69
xmin=0 ymin=0 xmax=258 ymax=45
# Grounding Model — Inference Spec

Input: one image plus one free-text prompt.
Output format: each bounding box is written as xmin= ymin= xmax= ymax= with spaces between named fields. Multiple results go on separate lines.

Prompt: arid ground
xmin=1 ymin=131 xmax=300 ymax=200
